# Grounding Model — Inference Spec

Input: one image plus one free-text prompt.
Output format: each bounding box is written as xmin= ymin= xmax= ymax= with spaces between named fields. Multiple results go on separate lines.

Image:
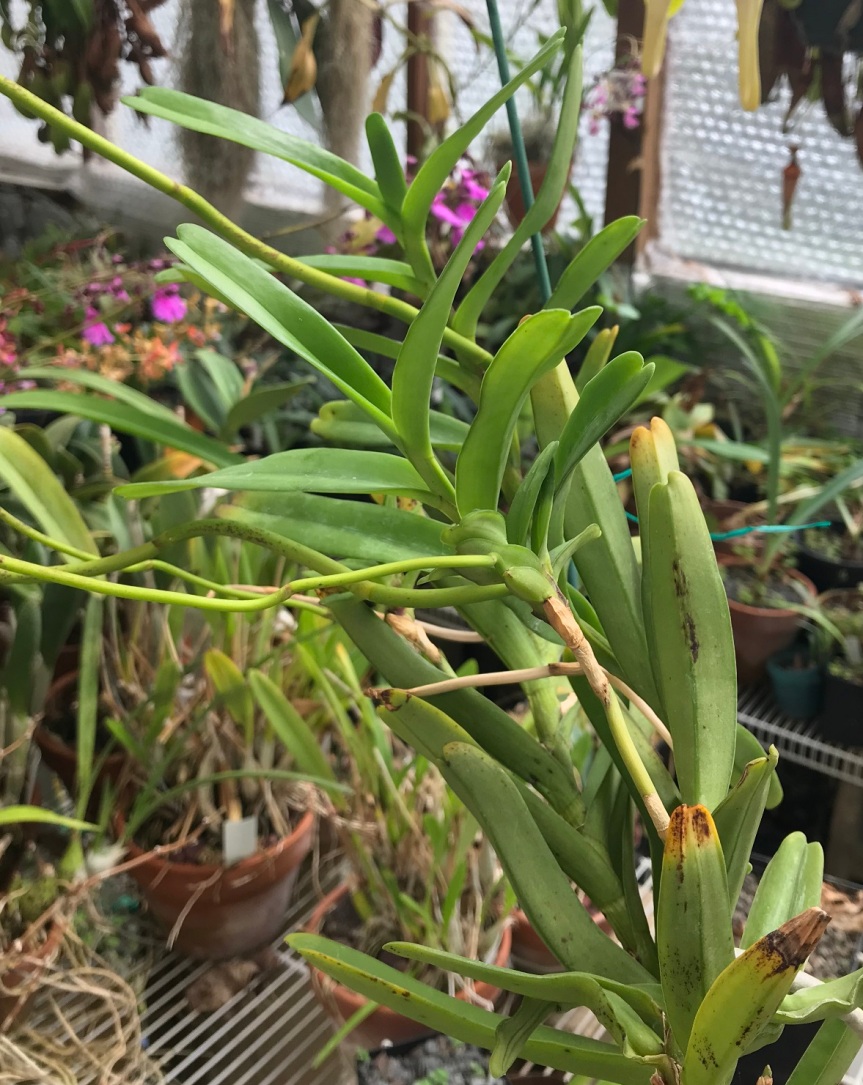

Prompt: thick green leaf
xmin=313 ymin=400 xmax=469 ymax=452
xmin=0 ymin=390 xmax=242 ymax=468
xmin=164 ymin=227 xmax=396 ymax=439
xmin=0 ymin=426 xmax=97 ymax=554
xmin=0 ymin=806 xmax=96 ymax=830
xmin=175 ymin=358 xmax=227 ymax=433
xmin=195 ymin=349 xmax=246 ymax=408
xmin=507 ymin=443 xmax=559 ymax=547
xmin=555 ymin=353 xmax=654 ymax=492
xmin=778 ymin=969 xmax=863 ymax=1024
xmin=456 ymin=308 xmax=601 ymax=515
xmin=366 ymin=112 xmax=408 ymax=215
xmin=205 ymin=649 xmax=254 ymax=732
xmin=392 ymin=176 xmax=507 ymax=501
xmin=785 ymin=1019 xmax=861 ymax=1085
xmin=742 ymin=833 xmax=823 ymax=948
xmin=547 ymin=217 xmax=645 ymax=311
xmin=224 ymin=380 xmax=309 ymax=436
xmin=401 ymin=31 xmax=565 ymax=282
xmin=248 ymin=670 xmax=335 ymax=783
xmin=287 ymin=934 xmax=656 ymax=1084
xmin=117 ymin=448 xmax=436 ymax=502
xmin=123 ymin=88 xmax=390 ymax=222
xmin=221 ymin=494 xmax=447 ymax=564
xmin=296 ymin=254 xmax=424 ymax=294
xmin=453 ymin=43 xmax=584 ymax=339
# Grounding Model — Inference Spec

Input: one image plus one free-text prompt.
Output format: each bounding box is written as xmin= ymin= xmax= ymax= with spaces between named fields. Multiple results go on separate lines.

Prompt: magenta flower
xmin=151 ymin=285 xmax=187 ymax=323
xmin=375 ymin=224 xmax=397 ymax=245
xmin=82 ymin=306 xmax=115 ymax=347
xmin=623 ymin=106 xmax=640 ymax=129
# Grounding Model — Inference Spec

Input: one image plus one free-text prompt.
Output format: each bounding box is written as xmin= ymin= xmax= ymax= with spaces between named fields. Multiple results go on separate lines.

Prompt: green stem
xmin=0 ymin=75 xmax=491 ymax=369
xmin=0 ymin=519 xmax=510 ymax=611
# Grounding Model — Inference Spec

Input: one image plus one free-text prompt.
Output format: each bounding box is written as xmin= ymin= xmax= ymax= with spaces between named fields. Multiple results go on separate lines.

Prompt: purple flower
xmin=151 ymin=285 xmax=187 ymax=323
xmin=343 ymin=277 xmax=367 ymax=287
xmin=375 ymin=224 xmax=397 ymax=245
xmin=82 ymin=306 xmax=115 ymax=346
xmin=623 ymin=105 xmax=641 ymax=129
xmin=430 ymin=197 xmax=467 ymax=230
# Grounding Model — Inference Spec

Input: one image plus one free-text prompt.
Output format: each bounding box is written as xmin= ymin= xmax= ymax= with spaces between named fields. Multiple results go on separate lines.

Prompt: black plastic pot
xmin=797 ymin=526 xmax=863 ymax=593
xmin=732 ymin=1022 xmax=820 ymax=1084
xmin=814 ymin=672 xmax=863 ymax=747
xmin=766 ymin=647 xmax=824 ymax=720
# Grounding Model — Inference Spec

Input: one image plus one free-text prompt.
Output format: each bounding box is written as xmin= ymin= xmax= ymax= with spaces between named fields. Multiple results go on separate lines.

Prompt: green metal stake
xmin=485 ymin=0 xmax=553 ymax=303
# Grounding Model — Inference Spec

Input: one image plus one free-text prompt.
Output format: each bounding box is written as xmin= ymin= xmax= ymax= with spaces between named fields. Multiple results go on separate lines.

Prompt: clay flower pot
xmin=306 ymin=882 xmax=512 ymax=1051
xmin=0 ymin=920 xmax=64 ymax=1030
xmin=719 ymin=556 xmax=817 ymax=686
xmin=120 ymin=809 xmax=315 ymax=959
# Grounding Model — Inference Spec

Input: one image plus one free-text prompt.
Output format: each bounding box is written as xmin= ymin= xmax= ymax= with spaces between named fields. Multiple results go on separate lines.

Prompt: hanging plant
xmin=0 ymin=0 xmax=169 ymax=151
xmin=759 ymin=0 xmax=863 ymax=169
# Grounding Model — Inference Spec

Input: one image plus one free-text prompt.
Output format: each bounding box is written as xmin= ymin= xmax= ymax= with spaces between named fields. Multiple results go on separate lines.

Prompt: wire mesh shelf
xmin=738 ymin=687 xmax=863 ymax=787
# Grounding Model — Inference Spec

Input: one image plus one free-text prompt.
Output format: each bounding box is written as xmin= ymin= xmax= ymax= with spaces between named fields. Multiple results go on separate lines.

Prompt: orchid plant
xmin=1 ymin=20 xmax=862 ymax=1085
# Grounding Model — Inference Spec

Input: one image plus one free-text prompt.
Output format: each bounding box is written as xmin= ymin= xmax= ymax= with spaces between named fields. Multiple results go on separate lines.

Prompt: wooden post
xmin=406 ymin=1 xmax=431 ymax=161
xmin=603 ymin=0 xmax=646 ymax=262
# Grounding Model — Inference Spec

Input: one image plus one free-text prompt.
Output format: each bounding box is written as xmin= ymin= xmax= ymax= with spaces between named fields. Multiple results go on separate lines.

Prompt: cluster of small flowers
xmin=81 ymin=257 xmax=188 ymax=348
xmin=328 ymin=158 xmax=492 ymax=284
xmin=584 ymin=60 xmax=647 ymax=135
xmin=0 ymin=316 xmax=21 ymax=394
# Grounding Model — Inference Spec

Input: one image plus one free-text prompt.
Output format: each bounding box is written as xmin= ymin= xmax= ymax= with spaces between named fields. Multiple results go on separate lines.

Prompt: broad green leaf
xmin=401 ymin=31 xmax=565 ymax=283
xmin=296 ymin=254 xmax=425 ymax=294
xmin=17 ymin=366 xmax=181 ymax=422
xmin=221 ymin=493 xmax=447 ymax=564
xmin=175 ymin=358 xmax=227 ymax=434
xmin=392 ymin=175 xmax=507 ymax=503
xmin=555 ymin=353 xmax=654 ymax=492
xmin=163 ymin=226 xmax=396 ymax=440
xmin=0 ymin=426 xmax=97 ymax=555
xmin=456 ymin=307 xmax=601 ymax=515
xmin=778 ymin=969 xmax=863 ymax=1024
xmin=195 ymin=349 xmax=246 ymax=408
xmin=287 ymin=934 xmax=657 ymax=1084
xmin=1 ymin=596 xmax=41 ymax=716
xmin=123 ymin=88 xmax=391 ymax=223
xmin=546 ymin=217 xmax=644 ymax=311
xmin=453 ymin=43 xmax=584 ymax=340
xmin=366 ymin=112 xmax=408 ymax=215
xmin=224 ymin=380 xmax=309 ymax=436
xmin=785 ymin=1019 xmax=861 ymax=1085
xmin=742 ymin=834 xmax=823 ymax=948
xmin=0 ymin=390 xmax=242 ymax=468
xmin=248 ymin=670 xmax=335 ymax=784
xmin=117 ymin=448 xmax=437 ymax=502
xmin=382 ymin=943 xmax=663 ymax=1024
xmin=313 ymin=400 xmax=469 ymax=452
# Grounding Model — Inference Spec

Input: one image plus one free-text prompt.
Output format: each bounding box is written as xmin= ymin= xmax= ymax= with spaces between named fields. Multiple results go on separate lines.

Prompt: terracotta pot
xmin=719 ymin=556 xmax=816 ymax=686
xmin=121 ymin=808 xmax=315 ymax=959
xmin=702 ymin=499 xmax=763 ymax=555
xmin=306 ymin=882 xmax=512 ymax=1050
xmin=497 ymin=159 xmax=568 ymax=232
xmin=0 ymin=920 xmax=64 ymax=1030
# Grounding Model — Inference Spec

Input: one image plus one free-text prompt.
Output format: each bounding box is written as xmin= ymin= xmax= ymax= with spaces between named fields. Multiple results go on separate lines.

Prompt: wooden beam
xmin=603 ymin=0 xmax=646 ymax=262
xmin=406 ymin=1 xmax=431 ymax=161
